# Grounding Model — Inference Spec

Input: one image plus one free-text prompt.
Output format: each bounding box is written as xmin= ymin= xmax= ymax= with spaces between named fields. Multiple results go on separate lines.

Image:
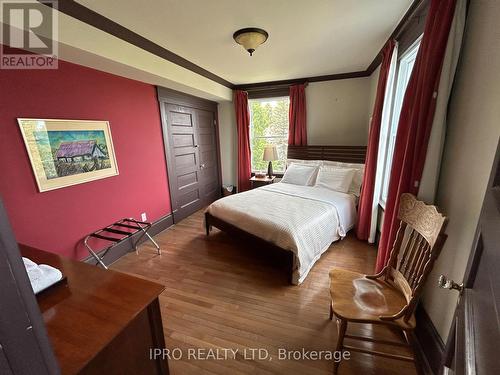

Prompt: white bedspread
xmin=207 ymin=183 xmax=357 ymax=284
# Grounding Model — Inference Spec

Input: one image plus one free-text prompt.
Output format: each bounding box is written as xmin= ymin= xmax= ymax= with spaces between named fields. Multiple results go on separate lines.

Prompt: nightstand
xmin=250 ymin=176 xmax=276 ymax=189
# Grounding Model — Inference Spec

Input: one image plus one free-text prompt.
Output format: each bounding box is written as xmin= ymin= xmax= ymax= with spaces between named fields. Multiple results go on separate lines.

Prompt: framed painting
xmin=18 ymin=119 xmax=119 ymax=192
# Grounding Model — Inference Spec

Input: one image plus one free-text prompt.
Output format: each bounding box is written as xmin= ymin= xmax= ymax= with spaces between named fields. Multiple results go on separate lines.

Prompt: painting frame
xmin=18 ymin=118 xmax=119 ymax=192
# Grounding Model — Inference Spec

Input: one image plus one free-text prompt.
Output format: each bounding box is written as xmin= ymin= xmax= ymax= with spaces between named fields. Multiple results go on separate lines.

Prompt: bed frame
xmin=205 ymin=145 xmax=367 ymax=284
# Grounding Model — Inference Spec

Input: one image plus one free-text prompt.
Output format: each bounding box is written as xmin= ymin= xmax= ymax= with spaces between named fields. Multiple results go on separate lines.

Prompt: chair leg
xmin=204 ymin=213 xmax=211 ymax=236
xmin=404 ymin=329 xmax=424 ymax=375
xmin=329 ymin=302 xmax=334 ymax=320
xmin=333 ymin=318 xmax=347 ymax=374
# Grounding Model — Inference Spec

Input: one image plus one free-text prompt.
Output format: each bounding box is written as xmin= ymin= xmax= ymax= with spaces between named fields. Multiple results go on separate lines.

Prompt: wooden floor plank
xmin=112 ymin=209 xmax=418 ymax=375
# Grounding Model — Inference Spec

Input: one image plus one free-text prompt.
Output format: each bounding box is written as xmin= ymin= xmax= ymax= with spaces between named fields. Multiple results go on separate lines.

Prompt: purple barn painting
xmin=18 ymin=119 xmax=119 ymax=192
xmin=55 ymin=140 xmax=106 ymax=162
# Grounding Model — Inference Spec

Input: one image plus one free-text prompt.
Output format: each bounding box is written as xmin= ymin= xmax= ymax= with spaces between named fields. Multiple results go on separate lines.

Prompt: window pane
xmin=249 ymin=97 xmax=290 ymax=173
xmin=381 ymin=40 xmax=420 ymax=204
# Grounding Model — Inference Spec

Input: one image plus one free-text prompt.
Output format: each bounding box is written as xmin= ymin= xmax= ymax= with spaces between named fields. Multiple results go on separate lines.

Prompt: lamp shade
xmin=262 ymin=145 xmax=278 ymax=162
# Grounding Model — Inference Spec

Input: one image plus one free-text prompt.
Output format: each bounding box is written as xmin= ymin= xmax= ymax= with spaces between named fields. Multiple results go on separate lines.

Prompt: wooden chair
xmin=329 ymin=193 xmax=447 ymax=374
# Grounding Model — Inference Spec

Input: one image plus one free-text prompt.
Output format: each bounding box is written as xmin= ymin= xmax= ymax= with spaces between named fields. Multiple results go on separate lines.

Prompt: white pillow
xmin=340 ymin=167 xmax=364 ymax=196
xmin=322 ymin=161 xmax=364 ymax=196
xmin=315 ymin=166 xmax=355 ymax=193
xmin=281 ymin=164 xmax=318 ymax=186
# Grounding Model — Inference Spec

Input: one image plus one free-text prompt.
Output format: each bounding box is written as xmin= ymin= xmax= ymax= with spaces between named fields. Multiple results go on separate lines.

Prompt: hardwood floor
xmin=112 ymin=209 xmax=418 ymax=375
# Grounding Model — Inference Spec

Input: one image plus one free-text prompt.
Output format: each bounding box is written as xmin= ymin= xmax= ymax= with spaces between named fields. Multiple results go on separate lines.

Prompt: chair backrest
xmin=385 ymin=193 xmax=447 ymax=318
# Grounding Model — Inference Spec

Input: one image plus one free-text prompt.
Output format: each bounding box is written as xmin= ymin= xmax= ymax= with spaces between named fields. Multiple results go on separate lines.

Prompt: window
xmin=249 ymin=96 xmax=289 ymax=173
xmin=380 ymin=38 xmax=421 ymax=206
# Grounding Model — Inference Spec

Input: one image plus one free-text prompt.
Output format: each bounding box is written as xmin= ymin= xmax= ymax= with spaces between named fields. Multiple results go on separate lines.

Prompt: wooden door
xmin=195 ymin=109 xmax=220 ymax=205
xmin=162 ymin=103 xmax=203 ymax=222
xmin=441 ymin=140 xmax=500 ymax=375
xmin=159 ymin=87 xmax=222 ymax=223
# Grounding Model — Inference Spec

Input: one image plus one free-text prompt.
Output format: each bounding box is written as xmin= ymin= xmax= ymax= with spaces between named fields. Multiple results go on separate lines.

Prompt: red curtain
xmin=234 ymin=90 xmax=252 ymax=192
xmin=375 ymin=0 xmax=457 ymax=272
xmin=288 ymin=84 xmax=307 ymax=145
xmin=356 ymin=40 xmax=396 ymax=241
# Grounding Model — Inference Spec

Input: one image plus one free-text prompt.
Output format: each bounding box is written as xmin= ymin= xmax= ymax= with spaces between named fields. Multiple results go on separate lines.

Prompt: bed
xmin=205 ymin=145 xmax=367 ymax=284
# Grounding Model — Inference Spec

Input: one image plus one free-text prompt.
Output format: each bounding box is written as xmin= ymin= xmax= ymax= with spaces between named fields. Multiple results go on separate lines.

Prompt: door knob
xmin=200 ymin=163 xmax=206 ymax=169
xmin=438 ymin=275 xmax=464 ymax=292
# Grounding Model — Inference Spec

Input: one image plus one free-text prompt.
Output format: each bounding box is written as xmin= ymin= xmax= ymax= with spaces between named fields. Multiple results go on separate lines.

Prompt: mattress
xmin=206 ymin=182 xmax=357 ymax=284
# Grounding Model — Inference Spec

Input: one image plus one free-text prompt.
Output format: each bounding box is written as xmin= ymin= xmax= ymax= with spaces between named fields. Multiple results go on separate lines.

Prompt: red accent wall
xmin=0 ymin=60 xmax=171 ymax=259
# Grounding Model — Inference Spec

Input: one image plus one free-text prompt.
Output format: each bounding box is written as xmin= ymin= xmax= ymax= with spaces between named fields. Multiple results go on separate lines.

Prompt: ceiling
xmin=75 ymin=0 xmax=412 ymax=85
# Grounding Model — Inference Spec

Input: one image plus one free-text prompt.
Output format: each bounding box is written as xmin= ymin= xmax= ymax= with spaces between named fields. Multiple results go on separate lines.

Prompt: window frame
xmin=248 ymin=95 xmax=290 ymax=174
xmin=379 ymin=36 xmax=422 ymax=208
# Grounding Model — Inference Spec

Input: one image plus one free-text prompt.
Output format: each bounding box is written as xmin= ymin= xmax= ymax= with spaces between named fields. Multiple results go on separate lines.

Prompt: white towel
xmin=23 ymin=257 xmax=63 ymax=294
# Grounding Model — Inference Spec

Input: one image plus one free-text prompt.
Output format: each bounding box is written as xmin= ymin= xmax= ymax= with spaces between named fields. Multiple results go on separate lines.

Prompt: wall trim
xmin=82 ymin=213 xmax=173 ymax=267
xmin=49 ymin=0 xmax=233 ymax=88
xmin=415 ymin=304 xmax=445 ymax=375
xmin=367 ymin=0 xmax=428 ymax=74
xmin=238 ymin=0 xmax=429 ymax=90
xmin=38 ymin=0 xmax=428 ymax=90
xmin=247 ymin=86 xmax=290 ymax=99
xmin=234 ymin=70 xmax=370 ymax=92
xmin=157 ymin=86 xmax=218 ymax=111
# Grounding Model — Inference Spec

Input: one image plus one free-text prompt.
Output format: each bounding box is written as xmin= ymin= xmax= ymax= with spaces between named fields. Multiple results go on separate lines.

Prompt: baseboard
xmin=82 ymin=214 xmax=173 ymax=267
xmin=415 ymin=304 xmax=445 ymax=375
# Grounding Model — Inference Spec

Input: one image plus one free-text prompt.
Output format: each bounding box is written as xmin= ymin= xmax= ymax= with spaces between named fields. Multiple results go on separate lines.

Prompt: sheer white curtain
xmin=368 ymin=44 xmax=398 ymax=243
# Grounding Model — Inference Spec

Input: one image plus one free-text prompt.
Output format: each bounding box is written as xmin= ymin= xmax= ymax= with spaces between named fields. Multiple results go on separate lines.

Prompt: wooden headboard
xmin=287 ymin=145 xmax=367 ymax=164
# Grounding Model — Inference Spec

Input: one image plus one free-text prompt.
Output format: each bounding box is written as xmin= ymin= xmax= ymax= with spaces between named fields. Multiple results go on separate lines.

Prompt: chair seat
xmin=329 ymin=268 xmax=416 ymax=329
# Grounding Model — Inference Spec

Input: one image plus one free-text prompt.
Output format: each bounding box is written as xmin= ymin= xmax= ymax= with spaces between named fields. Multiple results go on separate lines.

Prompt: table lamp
xmin=263 ymin=145 xmax=278 ymax=178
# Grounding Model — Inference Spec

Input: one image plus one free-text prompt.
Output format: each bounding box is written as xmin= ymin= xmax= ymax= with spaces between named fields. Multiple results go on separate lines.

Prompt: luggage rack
xmin=84 ymin=218 xmax=161 ymax=269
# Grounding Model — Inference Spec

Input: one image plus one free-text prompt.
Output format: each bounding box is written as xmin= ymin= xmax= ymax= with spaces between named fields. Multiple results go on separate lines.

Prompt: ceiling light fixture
xmin=233 ymin=28 xmax=269 ymax=56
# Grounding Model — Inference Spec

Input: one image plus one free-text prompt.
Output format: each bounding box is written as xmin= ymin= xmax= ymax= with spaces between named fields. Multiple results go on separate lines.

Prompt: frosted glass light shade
xmin=233 ymin=28 xmax=269 ymax=56
xmin=263 ymin=145 xmax=278 ymax=161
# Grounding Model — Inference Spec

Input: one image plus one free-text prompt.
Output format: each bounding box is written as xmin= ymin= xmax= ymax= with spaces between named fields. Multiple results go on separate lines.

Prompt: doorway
xmin=442 ymin=139 xmax=500 ymax=374
xmin=158 ymin=87 xmax=222 ymax=223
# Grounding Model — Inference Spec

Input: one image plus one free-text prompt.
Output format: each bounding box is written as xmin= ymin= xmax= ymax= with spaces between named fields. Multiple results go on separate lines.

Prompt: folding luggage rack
xmin=84 ymin=218 xmax=161 ymax=269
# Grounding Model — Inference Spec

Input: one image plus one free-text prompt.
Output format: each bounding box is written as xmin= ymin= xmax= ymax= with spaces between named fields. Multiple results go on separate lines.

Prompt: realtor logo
xmin=1 ymin=0 xmax=58 ymax=69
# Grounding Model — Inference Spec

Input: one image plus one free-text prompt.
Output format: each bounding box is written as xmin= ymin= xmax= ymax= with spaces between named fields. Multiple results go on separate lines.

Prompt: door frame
xmin=157 ymin=87 xmax=223 ymax=223
xmin=442 ymin=138 xmax=500 ymax=374
xmin=461 ymin=140 xmax=500 ymax=292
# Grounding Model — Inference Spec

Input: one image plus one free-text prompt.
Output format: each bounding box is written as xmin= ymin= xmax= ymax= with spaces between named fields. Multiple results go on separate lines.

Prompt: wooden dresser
xmin=19 ymin=244 xmax=169 ymax=375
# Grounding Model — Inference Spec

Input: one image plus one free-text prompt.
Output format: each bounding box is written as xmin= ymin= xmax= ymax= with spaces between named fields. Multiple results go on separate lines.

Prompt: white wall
xmin=422 ymin=0 xmax=500 ymax=341
xmin=306 ymin=78 xmax=371 ymax=145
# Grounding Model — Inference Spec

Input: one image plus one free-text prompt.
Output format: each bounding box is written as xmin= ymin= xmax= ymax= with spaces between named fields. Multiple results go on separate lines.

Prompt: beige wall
xmin=48 ymin=12 xmax=233 ymax=101
xmin=218 ymin=101 xmax=238 ymax=186
xmin=422 ymin=0 xmax=500 ymax=341
xmin=216 ymin=0 xmax=500 ymax=345
xmin=306 ymin=78 xmax=371 ymax=145
xmin=217 ymin=77 xmax=373 ymax=186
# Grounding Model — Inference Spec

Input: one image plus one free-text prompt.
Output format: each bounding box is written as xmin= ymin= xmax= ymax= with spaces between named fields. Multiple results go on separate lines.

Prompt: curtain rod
xmin=236 ymin=82 xmax=308 ymax=93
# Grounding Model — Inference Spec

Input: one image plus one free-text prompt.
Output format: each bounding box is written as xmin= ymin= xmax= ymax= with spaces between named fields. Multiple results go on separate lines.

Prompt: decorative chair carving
xmin=329 ymin=193 xmax=447 ymax=374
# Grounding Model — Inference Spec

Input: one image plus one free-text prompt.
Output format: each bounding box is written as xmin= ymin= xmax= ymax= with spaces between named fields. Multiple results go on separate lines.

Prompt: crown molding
xmin=38 ymin=0 xmax=427 ymax=91
xmin=367 ymin=0 xmax=427 ymax=75
xmin=51 ymin=0 xmax=233 ymax=88
xmin=234 ymin=70 xmax=369 ymax=92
